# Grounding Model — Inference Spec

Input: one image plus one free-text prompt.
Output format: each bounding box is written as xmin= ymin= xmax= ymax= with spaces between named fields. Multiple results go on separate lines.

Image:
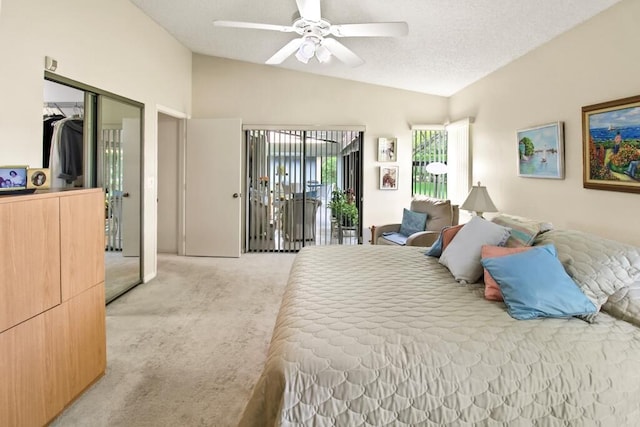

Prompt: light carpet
xmin=51 ymin=252 xmax=296 ymax=427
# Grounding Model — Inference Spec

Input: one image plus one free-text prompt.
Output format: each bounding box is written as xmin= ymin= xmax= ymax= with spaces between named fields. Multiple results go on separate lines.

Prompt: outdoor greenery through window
xmin=412 ymin=129 xmax=448 ymax=198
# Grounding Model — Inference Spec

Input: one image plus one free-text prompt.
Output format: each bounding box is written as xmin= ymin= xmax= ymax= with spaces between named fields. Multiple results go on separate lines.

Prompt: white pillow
xmin=439 ymin=216 xmax=511 ymax=283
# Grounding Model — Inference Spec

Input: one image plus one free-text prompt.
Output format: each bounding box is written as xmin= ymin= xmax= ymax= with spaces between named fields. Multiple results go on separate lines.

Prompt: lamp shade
xmin=460 ymin=181 xmax=498 ymax=217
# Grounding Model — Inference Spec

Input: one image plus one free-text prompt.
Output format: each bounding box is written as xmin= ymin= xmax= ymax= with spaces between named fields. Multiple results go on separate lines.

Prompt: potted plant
xmin=329 ymin=188 xmax=358 ymax=227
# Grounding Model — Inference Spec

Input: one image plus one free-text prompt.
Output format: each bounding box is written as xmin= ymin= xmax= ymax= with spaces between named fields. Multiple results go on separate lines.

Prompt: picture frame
xmin=27 ymin=168 xmax=51 ymax=189
xmin=0 ymin=165 xmax=28 ymax=192
xmin=582 ymin=94 xmax=640 ymax=194
xmin=377 ymin=137 xmax=397 ymax=162
xmin=517 ymin=121 xmax=564 ymax=179
xmin=379 ymin=166 xmax=398 ymax=190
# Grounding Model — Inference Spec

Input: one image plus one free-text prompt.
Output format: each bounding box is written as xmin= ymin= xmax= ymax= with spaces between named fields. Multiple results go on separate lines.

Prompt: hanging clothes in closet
xmin=43 ymin=113 xmax=65 ymax=168
xmin=49 ymin=117 xmax=84 ymax=188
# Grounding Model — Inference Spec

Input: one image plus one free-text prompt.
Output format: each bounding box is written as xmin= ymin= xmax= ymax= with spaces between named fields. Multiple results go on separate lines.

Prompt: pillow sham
xmin=491 ymin=213 xmax=549 ymax=247
xmin=534 ymin=229 xmax=640 ymax=314
xmin=481 ymin=244 xmax=597 ymax=320
xmin=439 ymin=216 xmax=511 ymax=283
xmin=481 ymin=245 xmax=534 ymax=301
xmin=399 ymin=208 xmax=428 ymax=237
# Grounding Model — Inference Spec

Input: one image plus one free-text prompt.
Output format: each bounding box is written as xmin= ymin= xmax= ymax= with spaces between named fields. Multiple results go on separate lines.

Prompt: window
xmin=412 ymin=128 xmax=448 ymax=198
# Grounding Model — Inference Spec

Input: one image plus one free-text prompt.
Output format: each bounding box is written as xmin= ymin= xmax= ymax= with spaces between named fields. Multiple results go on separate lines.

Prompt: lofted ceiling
xmin=129 ymin=0 xmax=621 ymax=97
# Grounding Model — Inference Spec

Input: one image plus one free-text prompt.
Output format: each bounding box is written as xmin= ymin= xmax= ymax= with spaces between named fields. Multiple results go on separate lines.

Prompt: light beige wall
xmin=192 ymin=55 xmax=448 ymax=235
xmin=449 ymin=0 xmax=640 ymax=246
xmin=0 ymin=0 xmax=193 ymax=280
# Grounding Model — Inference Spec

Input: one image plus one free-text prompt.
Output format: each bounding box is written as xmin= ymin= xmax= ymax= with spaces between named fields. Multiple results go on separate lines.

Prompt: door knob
xmin=232 ymin=193 xmax=241 ymax=198
xmin=122 ymin=192 xmax=130 ymax=198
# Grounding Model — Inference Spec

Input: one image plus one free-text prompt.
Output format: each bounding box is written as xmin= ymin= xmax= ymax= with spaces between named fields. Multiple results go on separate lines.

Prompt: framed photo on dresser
xmin=27 ymin=168 xmax=51 ymax=189
xmin=0 ymin=165 xmax=28 ymax=192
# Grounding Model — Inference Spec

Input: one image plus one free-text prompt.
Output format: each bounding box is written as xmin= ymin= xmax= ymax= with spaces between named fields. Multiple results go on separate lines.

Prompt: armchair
xmin=372 ymin=197 xmax=459 ymax=246
xmin=281 ymin=197 xmax=322 ymax=242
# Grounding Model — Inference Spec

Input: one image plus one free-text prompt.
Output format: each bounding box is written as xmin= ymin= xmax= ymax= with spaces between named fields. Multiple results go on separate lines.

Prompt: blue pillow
xmin=399 ymin=208 xmax=427 ymax=237
xmin=425 ymin=227 xmax=449 ymax=257
xmin=480 ymin=244 xmax=596 ymax=320
xmin=425 ymin=233 xmax=443 ymax=257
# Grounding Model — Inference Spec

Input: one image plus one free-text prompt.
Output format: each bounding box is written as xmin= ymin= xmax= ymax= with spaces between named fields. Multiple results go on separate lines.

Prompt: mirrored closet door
xmin=44 ymin=76 xmax=143 ymax=303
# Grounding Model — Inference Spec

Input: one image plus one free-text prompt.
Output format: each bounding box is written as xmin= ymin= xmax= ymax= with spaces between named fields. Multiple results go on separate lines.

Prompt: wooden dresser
xmin=0 ymin=188 xmax=106 ymax=427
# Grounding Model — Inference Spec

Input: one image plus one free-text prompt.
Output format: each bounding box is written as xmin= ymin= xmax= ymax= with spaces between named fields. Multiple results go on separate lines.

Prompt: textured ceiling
xmin=129 ymin=0 xmax=621 ymax=97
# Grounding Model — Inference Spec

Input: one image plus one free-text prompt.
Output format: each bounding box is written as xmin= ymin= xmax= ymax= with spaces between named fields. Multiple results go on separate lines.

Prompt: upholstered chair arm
xmin=372 ymin=223 xmax=401 ymax=244
xmin=406 ymin=230 xmax=439 ymax=247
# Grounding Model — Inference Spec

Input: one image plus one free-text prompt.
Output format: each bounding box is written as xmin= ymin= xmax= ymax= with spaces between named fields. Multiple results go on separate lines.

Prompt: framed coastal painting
xmin=582 ymin=94 xmax=640 ymax=194
xmin=517 ymin=122 xmax=564 ymax=179
xmin=379 ymin=166 xmax=398 ymax=190
xmin=377 ymin=137 xmax=397 ymax=162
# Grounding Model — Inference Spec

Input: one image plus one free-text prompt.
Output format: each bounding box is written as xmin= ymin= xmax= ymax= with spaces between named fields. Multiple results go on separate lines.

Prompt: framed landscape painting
xmin=582 ymin=94 xmax=640 ymax=194
xmin=517 ymin=122 xmax=564 ymax=179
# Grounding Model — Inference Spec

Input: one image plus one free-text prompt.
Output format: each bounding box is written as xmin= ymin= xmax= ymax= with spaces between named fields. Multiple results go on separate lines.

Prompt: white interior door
xmin=185 ymin=118 xmax=242 ymax=257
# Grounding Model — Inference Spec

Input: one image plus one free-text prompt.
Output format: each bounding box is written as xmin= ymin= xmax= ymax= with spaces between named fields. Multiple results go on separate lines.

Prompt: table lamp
xmin=460 ymin=181 xmax=497 ymax=218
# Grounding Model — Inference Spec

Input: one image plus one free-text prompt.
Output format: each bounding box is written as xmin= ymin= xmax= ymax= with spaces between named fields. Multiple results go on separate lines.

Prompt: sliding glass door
xmin=98 ymin=96 xmax=142 ymax=302
xmin=44 ymin=75 xmax=143 ymax=303
xmin=246 ymin=128 xmax=363 ymax=252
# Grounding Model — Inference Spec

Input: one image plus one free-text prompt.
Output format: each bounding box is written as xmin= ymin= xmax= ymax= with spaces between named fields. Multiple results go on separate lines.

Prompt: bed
xmin=240 ymin=228 xmax=640 ymax=426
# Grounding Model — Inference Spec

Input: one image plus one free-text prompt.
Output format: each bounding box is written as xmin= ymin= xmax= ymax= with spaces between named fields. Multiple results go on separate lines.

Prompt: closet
xmin=43 ymin=82 xmax=88 ymax=192
xmin=44 ymin=76 xmax=143 ymax=303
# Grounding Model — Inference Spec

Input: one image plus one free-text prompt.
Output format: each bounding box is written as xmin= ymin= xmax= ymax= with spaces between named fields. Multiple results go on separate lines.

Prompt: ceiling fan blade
xmin=295 ymin=0 xmax=321 ymax=22
xmin=321 ymin=38 xmax=364 ymax=67
xmin=214 ymin=20 xmax=295 ymax=33
xmin=330 ymin=22 xmax=409 ymax=37
xmin=265 ymin=38 xmax=304 ymax=64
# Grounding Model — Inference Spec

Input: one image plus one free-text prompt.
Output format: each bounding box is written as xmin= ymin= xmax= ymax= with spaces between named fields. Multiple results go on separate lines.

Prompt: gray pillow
xmin=439 ymin=216 xmax=511 ymax=283
xmin=398 ymin=208 xmax=427 ymax=237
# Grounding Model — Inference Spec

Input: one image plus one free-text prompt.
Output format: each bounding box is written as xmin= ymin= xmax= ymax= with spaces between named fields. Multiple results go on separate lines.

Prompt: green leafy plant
xmin=328 ymin=189 xmax=358 ymax=226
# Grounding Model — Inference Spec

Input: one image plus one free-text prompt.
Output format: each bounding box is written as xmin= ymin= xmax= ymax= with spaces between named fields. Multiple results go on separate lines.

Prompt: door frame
xmin=156 ymin=105 xmax=189 ymax=256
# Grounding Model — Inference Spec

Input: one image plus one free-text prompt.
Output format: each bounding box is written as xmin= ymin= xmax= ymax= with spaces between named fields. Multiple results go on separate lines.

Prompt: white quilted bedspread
xmin=239 ymin=245 xmax=640 ymax=426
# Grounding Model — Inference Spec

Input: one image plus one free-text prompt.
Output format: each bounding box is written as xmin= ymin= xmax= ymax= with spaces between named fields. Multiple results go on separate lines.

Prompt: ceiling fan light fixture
xmin=295 ymin=49 xmax=310 ymax=63
xmin=215 ymin=0 xmax=408 ymax=67
xmin=315 ymin=44 xmax=331 ymax=63
xmin=295 ymin=38 xmax=316 ymax=63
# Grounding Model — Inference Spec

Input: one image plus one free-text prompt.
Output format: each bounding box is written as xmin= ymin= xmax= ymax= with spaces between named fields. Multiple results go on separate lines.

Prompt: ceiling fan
xmin=213 ymin=0 xmax=408 ymax=67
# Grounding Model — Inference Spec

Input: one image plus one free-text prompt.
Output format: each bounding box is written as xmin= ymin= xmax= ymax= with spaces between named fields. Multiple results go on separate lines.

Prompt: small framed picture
xmin=377 ymin=137 xmax=397 ymax=162
xmin=27 ymin=168 xmax=51 ymax=189
xmin=379 ymin=166 xmax=398 ymax=190
xmin=0 ymin=165 xmax=28 ymax=192
xmin=517 ymin=121 xmax=564 ymax=179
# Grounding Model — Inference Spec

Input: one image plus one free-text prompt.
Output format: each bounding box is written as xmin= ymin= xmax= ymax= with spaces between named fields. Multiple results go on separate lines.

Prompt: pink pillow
xmin=442 ymin=224 xmax=464 ymax=252
xmin=481 ymin=245 xmax=534 ymax=301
